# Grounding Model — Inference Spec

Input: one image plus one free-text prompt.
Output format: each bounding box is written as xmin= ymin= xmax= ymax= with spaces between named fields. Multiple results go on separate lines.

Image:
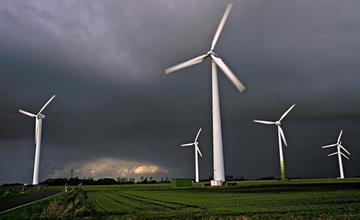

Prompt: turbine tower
xmin=165 ymin=3 xmax=245 ymax=186
xmin=181 ymin=128 xmax=203 ymax=183
xmin=321 ymin=130 xmax=351 ymax=179
xmin=253 ymin=104 xmax=295 ymax=180
xmin=19 ymin=95 xmax=56 ymax=185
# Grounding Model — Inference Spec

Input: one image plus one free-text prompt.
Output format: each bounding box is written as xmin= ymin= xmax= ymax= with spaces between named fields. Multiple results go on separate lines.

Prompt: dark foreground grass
xmin=0 ymin=186 xmax=42 ymax=199
xmin=0 ymin=188 xmax=94 ymax=219
xmin=1 ymin=178 xmax=360 ymax=219
xmin=0 ymin=189 xmax=61 ymax=212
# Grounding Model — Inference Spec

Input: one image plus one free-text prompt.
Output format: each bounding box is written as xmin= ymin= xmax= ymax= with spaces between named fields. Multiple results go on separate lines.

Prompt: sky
xmin=0 ymin=0 xmax=359 ymax=184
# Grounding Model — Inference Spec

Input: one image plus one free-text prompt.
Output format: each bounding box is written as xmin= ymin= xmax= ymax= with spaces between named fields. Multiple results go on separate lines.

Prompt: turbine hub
xmin=207 ymin=50 xmax=215 ymax=56
xmin=275 ymin=121 xmax=281 ymax=125
xmin=37 ymin=114 xmax=45 ymax=119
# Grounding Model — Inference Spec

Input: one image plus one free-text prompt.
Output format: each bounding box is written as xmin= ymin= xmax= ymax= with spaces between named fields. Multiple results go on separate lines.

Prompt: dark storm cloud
xmin=0 ymin=0 xmax=359 ymax=183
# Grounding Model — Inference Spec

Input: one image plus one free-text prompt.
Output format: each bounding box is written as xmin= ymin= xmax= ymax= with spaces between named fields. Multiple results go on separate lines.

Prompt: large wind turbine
xmin=181 ymin=128 xmax=203 ymax=183
xmin=321 ymin=130 xmax=351 ymax=179
xmin=165 ymin=3 xmax=245 ymax=186
xmin=253 ymin=104 xmax=295 ymax=180
xmin=19 ymin=95 xmax=56 ymax=185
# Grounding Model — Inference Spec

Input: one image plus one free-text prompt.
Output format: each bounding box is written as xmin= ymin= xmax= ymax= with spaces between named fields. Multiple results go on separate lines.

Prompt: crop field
xmin=1 ymin=178 xmax=360 ymax=219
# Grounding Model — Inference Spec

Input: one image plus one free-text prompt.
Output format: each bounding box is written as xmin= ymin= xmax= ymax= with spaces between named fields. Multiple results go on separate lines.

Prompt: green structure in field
xmin=171 ymin=178 xmax=192 ymax=188
xmin=280 ymin=160 xmax=286 ymax=180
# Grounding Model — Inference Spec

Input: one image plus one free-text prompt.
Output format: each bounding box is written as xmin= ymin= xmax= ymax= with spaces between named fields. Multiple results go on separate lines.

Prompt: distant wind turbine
xmin=321 ymin=130 xmax=351 ymax=179
xmin=19 ymin=95 xmax=56 ymax=185
xmin=165 ymin=3 xmax=245 ymax=186
xmin=181 ymin=128 xmax=203 ymax=183
xmin=253 ymin=104 xmax=295 ymax=180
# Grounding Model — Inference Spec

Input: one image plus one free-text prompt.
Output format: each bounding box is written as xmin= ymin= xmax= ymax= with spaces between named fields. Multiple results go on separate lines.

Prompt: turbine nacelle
xmin=37 ymin=114 xmax=45 ymax=119
xmin=275 ymin=121 xmax=281 ymax=126
xmin=207 ymin=50 xmax=215 ymax=56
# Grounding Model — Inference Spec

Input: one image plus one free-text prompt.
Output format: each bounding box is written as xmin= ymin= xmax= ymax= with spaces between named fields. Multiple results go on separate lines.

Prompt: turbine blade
xmin=194 ymin=128 xmax=202 ymax=142
xmin=196 ymin=145 xmax=203 ymax=157
xmin=341 ymin=152 xmax=350 ymax=160
xmin=19 ymin=109 xmax=36 ymax=118
xmin=181 ymin=143 xmax=194 ymax=147
xmin=327 ymin=152 xmax=337 ymax=157
xmin=321 ymin=143 xmax=337 ymax=149
xmin=165 ymin=54 xmax=207 ymax=74
xmin=337 ymin=130 xmax=343 ymax=144
xmin=253 ymin=120 xmax=275 ymax=125
xmin=279 ymin=104 xmax=296 ymax=121
xmin=211 ymin=3 xmax=233 ymax=51
xmin=211 ymin=54 xmax=245 ymax=92
xmin=278 ymin=126 xmax=288 ymax=147
xmin=38 ymin=95 xmax=56 ymax=115
xmin=339 ymin=144 xmax=351 ymax=155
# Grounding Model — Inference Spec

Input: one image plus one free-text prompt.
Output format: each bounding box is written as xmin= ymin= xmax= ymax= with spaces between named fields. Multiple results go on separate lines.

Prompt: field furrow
xmin=120 ymin=190 xmax=203 ymax=210
xmin=88 ymin=191 xmax=135 ymax=215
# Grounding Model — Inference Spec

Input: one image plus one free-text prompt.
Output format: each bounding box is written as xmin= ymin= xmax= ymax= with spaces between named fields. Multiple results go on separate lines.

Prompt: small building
xmin=171 ymin=178 xmax=192 ymax=188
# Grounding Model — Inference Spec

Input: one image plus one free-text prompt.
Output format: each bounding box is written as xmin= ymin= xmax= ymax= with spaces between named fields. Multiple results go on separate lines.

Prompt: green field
xmin=1 ymin=178 xmax=360 ymax=219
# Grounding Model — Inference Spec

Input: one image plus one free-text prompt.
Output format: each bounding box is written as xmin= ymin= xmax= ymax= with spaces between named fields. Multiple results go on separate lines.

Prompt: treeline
xmin=39 ymin=176 xmax=171 ymax=186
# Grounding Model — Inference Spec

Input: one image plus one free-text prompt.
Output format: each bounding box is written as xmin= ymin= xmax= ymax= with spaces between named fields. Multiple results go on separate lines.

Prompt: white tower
xmin=165 ymin=3 xmax=246 ymax=186
xmin=19 ymin=95 xmax=55 ymax=185
xmin=181 ymin=128 xmax=203 ymax=183
xmin=253 ymin=104 xmax=295 ymax=180
xmin=321 ymin=130 xmax=351 ymax=179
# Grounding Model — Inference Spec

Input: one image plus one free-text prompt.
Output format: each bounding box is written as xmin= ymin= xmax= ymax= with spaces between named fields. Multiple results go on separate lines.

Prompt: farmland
xmin=1 ymin=178 xmax=360 ymax=219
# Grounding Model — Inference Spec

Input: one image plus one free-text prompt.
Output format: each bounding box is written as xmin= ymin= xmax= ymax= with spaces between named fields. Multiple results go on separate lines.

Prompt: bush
xmin=41 ymin=189 xmax=96 ymax=217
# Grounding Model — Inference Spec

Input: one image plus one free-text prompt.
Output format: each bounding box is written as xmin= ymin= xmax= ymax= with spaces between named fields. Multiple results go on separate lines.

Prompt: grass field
xmin=1 ymin=178 xmax=360 ymax=219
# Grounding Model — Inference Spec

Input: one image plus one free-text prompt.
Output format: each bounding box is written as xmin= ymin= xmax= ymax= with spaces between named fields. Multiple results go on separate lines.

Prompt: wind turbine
xmin=165 ymin=3 xmax=245 ymax=186
xmin=321 ymin=130 xmax=351 ymax=179
xmin=181 ymin=128 xmax=203 ymax=183
xmin=19 ymin=95 xmax=56 ymax=185
xmin=253 ymin=104 xmax=295 ymax=180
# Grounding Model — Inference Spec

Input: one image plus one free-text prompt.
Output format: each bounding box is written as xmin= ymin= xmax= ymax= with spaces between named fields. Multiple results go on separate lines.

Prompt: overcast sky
xmin=0 ymin=0 xmax=359 ymax=183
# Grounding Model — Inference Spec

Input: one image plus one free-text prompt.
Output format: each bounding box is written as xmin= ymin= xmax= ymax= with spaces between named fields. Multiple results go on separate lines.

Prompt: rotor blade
xmin=211 ymin=3 xmax=233 ymax=51
xmin=194 ymin=128 xmax=202 ymax=142
xmin=321 ymin=143 xmax=337 ymax=149
xmin=196 ymin=145 xmax=203 ymax=157
xmin=337 ymin=130 xmax=343 ymax=144
xmin=38 ymin=95 xmax=56 ymax=115
xmin=278 ymin=126 xmax=288 ymax=147
xmin=279 ymin=104 xmax=296 ymax=122
xmin=327 ymin=152 xmax=337 ymax=157
xmin=19 ymin=109 xmax=36 ymax=117
xmin=253 ymin=120 xmax=275 ymax=125
xmin=165 ymin=54 xmax=207 ymax=74
xmin=341 ymin=152 xmax=350 ymax=160
xmin=181 ymin=143 xmax=194 ymax=147
xmin=211 ymin=55 xmax=245 ymax=92
xmin=339 ymin=144 xmax=351 ymax=155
